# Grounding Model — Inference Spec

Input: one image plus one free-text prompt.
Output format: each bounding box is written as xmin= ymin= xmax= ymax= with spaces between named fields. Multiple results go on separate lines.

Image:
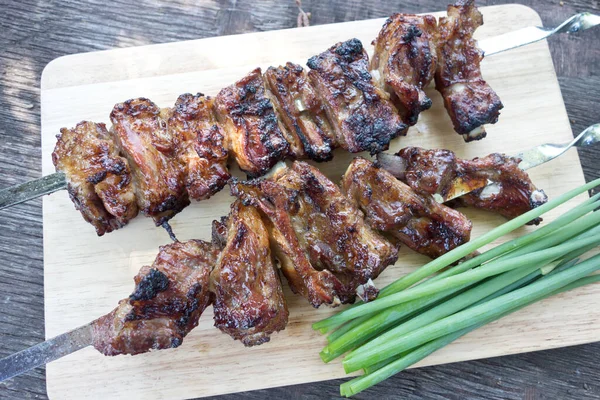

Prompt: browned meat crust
xmin=447 ymin=154 xmax=548 ymax=224
xmin=435 ymin=0 xmax=503 ymax=141
xmin=342 ymin=157 xmax=472 ymax=259
xmin=110 ymin=98 xmax=190 ymax=225
xmin=264 ymin=62 xmax=336 ymax=161
xmin=52 ymin=121 xmax=138 ymax=235
xmin=231 ymin=161 xmax=398 ymax=307
xmin=215 ymin=68 xmax=289 ymax=177
xmin=169 ymin=93 xmax=231 ymax=200
xmin=91 ymin=240 xmax=217 ymax=356
xmin=211 ymin=200 xmax=288 ymax=346
xmin=390 ymin=147 xmax=548 ymax=224
xmin=307 ymin=38 xmax=408 ymax=154
xmin=371 ymin=14 xmax=438 ymax=126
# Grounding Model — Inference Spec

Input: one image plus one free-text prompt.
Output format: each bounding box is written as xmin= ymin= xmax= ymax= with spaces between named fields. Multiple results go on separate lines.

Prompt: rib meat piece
xmin=52 ymin=121 xmax=138 ymax=236
xmin=214 ymin=68 xmax=289 ymax=177
xmin=381 ymin=147 xmax=548 ymax=224
xmin=435 ymin=0 xmax=503 ymax=141
xmin=446 ymin=154 xmax=548 ymax=225
xmin=307 ymin=38 xmax=408 ymax=154
xmin=169 ymin=93 xmax=231 ymax=200
xmin=211 ymin=200 xmax=288 ymax=346
xmin=342 ymin=157 xmax=472 ymax=259
xmin=264 ymin=62 xmax=336 ymax=161
xmin=110 ymin=98 xmax=189 ymax=225
xmin=231 ymin=161 xmax=398 ymax=307
xmin=91 ymin=240 xmax=217 ymax=356
xmin=371 ymin=14 xmax=438 ymax=126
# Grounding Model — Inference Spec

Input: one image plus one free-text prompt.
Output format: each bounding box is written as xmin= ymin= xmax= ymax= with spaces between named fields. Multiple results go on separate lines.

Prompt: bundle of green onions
xmin=313 ymin=178 xmax=600 ymax=397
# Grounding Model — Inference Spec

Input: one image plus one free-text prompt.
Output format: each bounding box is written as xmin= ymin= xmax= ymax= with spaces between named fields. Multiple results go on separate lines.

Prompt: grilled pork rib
xmin=264 ymin=62 xmax=336 ymax=161
xmin=52 ymin=121 xmax=138 ymax=236
xmin=211 ymin=200 xmax=288 ymax=346
xmin=435 ymin=0 xmax=503 ymax=141
xmin=371 ymin=14 xmax=438 ymax=126
xmin=342 ymin=158 xmax=472 ymax=259
xmin=110 ymin=98 xmax=190 ymax=225
xmin=380 ymin=147 xmax=548 ymax=224
xmin=231 ymin=161 xmax=399 ymax=307
xmin=215 ymin=68 xmax=290 ymax=177
xmin=169 ymin=93 xmax=231 ymax=201
xmin=307 ymin=38 xmax=408 ymax=154
xmin=92 ymin=240 xmax=217 ymax=356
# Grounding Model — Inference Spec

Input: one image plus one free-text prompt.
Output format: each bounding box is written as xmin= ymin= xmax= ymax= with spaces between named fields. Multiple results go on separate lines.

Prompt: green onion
xmin=320 ymin=283 xmax=471 ymax=362
xmin=342 ymin=253 xmax=600 ymax=374
xmin=316 ymin=181 xmax=600 ymax=396
xmin=342 ymin=261 xmax=548 ymax=371
xmin=340 ymin=273 xmax=600 ymax=397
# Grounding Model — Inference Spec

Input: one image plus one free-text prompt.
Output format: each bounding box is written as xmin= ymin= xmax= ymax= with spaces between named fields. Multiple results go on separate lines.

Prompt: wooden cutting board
xmin=40 ymin=4 xmax=598 ymax=399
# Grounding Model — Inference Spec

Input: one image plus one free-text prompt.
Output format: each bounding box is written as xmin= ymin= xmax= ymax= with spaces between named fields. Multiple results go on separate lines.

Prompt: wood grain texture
xmin=1 ymin=0 xmax=600 ymax=399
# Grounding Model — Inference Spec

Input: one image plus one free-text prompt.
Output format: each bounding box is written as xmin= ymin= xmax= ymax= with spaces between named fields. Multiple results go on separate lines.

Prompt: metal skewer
xmin=0 ymin=172 xmax=66 ymax=209
xmin=0 ymin=323 xmax=93 ymax=382
xmin=478 ymin=12 xmax=600 ymax=56
xmin=516 ymin=124 xmax=600 ymax=171
xmin=0 ymin=12 xmax=598 ymax=211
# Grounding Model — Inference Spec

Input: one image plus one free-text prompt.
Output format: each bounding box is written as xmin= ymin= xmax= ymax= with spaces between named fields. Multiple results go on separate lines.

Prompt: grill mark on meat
xmin=341 ymin=157 xmax=472 ymax=259
xmin=91 ymin=240 xmax=217 ymax=356
xmin=392 ymin=147 xmax=548 ymax=224
xmin=370 ymin=14 xmax=438 ymax=126
xmin=211 ymin=200 xmax=288 ymax=346
xmin=129 ymin=269 xmax=169 ymax=301
xmin=52 ymin=121 xmax=139 ymax=235
xmin=434 ymin=0 xmax=503 ymax=140
xmin=214 ymin=68 xmax=289 ymax=177
xmin=231 ymin=161 xmax=398 ymax=307
xmin=307 ymin=38 xmax=408 ymax=154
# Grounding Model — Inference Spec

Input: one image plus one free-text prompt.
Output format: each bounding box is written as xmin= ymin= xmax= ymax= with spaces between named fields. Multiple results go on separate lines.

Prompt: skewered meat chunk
xmin=52 ymin=121 xmax=138 ymax=236
xmin=211 ymin=200 xmax=288 ymax=346
xmin=380 ymin=147 xmax=548 ymax=224
xmin=264 ymin=63 xmax=336 ymax=161
xmin=91 ymin=240 xmax=217 ymax=356
xmin=169 ymin=93 xmax=231 ymax=200
xmin=306 ymin=38 xmax=408 ymax=154
xmin=446 ymin=154 xmax=548 ymax=224
xmin=215 ymin=68 xmax=289 ymax=177
xmin=342 ymin=157 xmax=472 ymax=259
xmin=231 ymin=161 xmax=398 ymax=307
xmin=435 ymin=0 xmax=503 ymax=141
xmin=110 ymin=98 xmax=189 ymax=225
xmin=371 ymin=14 xmax=438 ymax=126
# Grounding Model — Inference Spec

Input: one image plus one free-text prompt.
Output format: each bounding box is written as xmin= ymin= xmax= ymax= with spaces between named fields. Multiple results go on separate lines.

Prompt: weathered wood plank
xmin=1 ymin=0 xmax=599 ymax=399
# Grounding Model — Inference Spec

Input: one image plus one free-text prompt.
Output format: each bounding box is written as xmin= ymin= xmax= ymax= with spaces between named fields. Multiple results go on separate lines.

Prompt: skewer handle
xmin=0 ymin=323 xmax=93 ymax=382
xmin=0 ymin=172 xmax=67 ymax=209
xmin=479 ymin=12 xmax=600 ymax=56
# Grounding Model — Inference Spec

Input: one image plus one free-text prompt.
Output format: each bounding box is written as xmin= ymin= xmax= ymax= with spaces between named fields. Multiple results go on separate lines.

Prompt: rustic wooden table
xmin=1 ymin=0 xmax=599 ymax=398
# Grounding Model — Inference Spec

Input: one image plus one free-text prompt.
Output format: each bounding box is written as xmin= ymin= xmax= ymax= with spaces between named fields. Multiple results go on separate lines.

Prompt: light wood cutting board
xmin=40 ymin=4 xmax=598 ymax=399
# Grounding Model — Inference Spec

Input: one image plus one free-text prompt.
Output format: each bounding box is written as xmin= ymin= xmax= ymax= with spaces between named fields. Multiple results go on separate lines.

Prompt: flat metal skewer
xmin=0 ymin=172 xmax=66 ymax=210
xmin=0 ymin=323 xmax=93 ymax=382
xmin=479 ymin=12 xmax=600 ymax=56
